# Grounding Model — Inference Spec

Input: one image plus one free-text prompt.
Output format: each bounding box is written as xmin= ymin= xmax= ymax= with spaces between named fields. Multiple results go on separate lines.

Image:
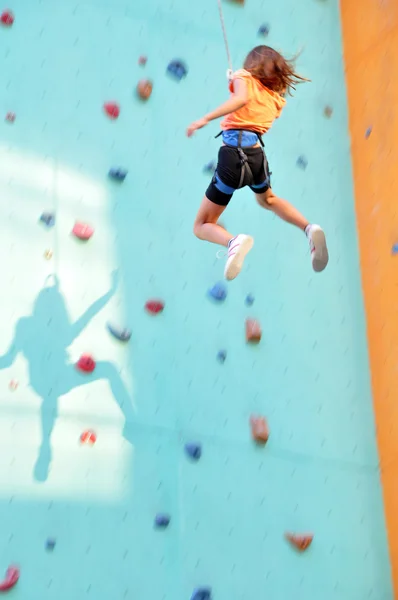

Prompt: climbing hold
xmin=80 ymin=430 xmax=97 ymax=445
xmin=40 ymin=212 xmax=55 ymax=228
xmin=76 ymin=354 xmax=96 ymax=373
xmin=208 ymin=282 xmax=227 ymax=302
xmin=0 ymin=10 xmax=14 ymax=26
xmin=145 ymin=300 xmax=165 ymax=315
xmin=185 ymin=442 xmax=202 ymax=461
xmin=108 ymin=168 xmax=128 ymax=182
xmin=365 ymin=126 xmax=372 ymax=139
xmin=167 ymin=59 xmax=188 ymax=81
xmin=245 ymin=293 xmax=255 ymax=306
xmin=44 ymin=249 xmax=53 ymax=260
xmin=245 ymin=318 xmax=262 ymax=343
xmin=154 ymin=514 xmax=171 ymax=528
xmin=136 ymin=79 xmax=153 ymax=101
xmin=8 ymin=380 xmax=18 ymax=391
xmin=5 ymin=112 xmax=15 ymax=122
xmin=0 ymin=566 xmax=19 ymax=592
xmin=107 ymin=323 xmax=132 ymax=342
xmin=103 ymin=102 xmax=120 ymax=119
xmin=296 ymin=155 xmax=308 ymax=170
xmin=203 ymin=161 xmax=216 ymax=174
xmin=191 ymin=587 xmax=212 ymax=600
xmin=258 ymin=23 xmax=270 ymax=36
xmin=324 ymin=105 xmax=333 ymax=118
xmin=72 ymin=222 xmax=94 ymax=240
xmin=45 ymin=538 xmax=56 ymax=551
xmin=217 ymin=350 xmax=227 ymax=363
xmin=138 ymin=55 xmax=147 ymax=66
xmin=285 ymin=532 xmax=313 ymax=552
xmin=392 ymin=244 xmax=398 ymax=255
xmin=250 ymin=416 xmax=269 ymax=444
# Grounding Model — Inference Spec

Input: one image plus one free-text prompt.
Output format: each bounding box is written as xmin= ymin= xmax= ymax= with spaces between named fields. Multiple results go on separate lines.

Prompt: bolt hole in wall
xmin=0 ymin=0 xmax=394 ymax=599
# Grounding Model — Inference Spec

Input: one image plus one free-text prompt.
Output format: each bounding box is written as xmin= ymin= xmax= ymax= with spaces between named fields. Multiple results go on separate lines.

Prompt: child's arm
xmin=187 ymin=78 xmax=248 ymax=137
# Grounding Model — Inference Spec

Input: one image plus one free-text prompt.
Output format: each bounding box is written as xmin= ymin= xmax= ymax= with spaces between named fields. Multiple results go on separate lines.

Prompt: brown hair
xmin=243 ymin=45 xmax=309 ymax=95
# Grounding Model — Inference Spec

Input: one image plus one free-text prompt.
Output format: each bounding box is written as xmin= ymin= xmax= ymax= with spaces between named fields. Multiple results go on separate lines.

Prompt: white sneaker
xmin=224 ymin=234 xmax=254 ymax=280
xmin=307 ymin=224 xmax=329 ymax=272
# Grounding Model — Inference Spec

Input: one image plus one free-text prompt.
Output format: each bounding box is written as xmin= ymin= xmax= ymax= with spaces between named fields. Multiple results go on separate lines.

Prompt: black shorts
xmin=206 ymin=145 xmax=271 ymax=206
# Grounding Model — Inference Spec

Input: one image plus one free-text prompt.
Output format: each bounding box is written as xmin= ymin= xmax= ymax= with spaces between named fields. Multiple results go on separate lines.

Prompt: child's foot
xmin=306 ymin=224 xmax=328 ymax=272
xmin=224 ymin=234 xmax=254 ymax=280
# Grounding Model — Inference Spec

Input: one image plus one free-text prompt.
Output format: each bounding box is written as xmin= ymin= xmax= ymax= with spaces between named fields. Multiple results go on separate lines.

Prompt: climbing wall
xmin=0 ymin=0 xmax=393 ymax=598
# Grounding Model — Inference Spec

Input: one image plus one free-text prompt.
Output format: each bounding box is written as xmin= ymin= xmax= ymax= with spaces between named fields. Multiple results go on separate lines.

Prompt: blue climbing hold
xmin=245 ymin=293 xmax=255 ymax=306
xmin=296 ymin=155 xmax=308 ymax=170
xmin=203 ymin=161 xmax=216 ymax=174
xmin=392 ymin=244 xmax=398 ymax=255
xmin=365 ymin=126 xmax=372 ymax=139
xmin=217 ymin=350 xmax=227 ymax=363
xmin=191 ymin=587 xmax=212 ymax=600
xmin=46 ymin=538 xmax=56 ymax=551
xmin=108 ymin=168 xmax=128 ymax=182
xmin=258 ymin=23 xmax=270 ymax=36
xmin=40 ymin=212 xmax=55 ymax=228
xmin=167 ymin=59 xmax=188 ymax=81
xmin=107 ymin=323 xmax=132 ymax=342
xmin=208 ymin=282 xmax=227 ymax=302
xmin=185 ymin=442 xmax=202 ymax=461
xmin=155 ymin=514 xmax=171 ymax=528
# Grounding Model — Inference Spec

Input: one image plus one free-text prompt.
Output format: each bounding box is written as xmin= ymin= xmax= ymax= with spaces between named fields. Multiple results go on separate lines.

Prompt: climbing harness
xmin=216 ymin=0 xmax=233 ymax=80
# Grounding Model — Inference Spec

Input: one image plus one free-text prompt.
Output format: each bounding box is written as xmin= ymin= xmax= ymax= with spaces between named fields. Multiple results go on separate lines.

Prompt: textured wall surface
xmin=341 ymin=0 xmax=398 ymax=595
xmin=0 ymin=0 xmax=392 ymax=598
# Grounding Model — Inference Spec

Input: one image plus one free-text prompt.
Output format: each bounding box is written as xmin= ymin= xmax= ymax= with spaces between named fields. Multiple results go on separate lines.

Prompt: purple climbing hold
xmin=365 ymin=126 xmax=372 ymax=139
xmin=217 ymin=350 xmax=227 ymax=363
xmin=107 ymin=323 xmax=132 ymax=342
xmin=296 ymin=155 xmax=308 ymax=170
xmin=245 ymin=293 xmax=255 ymax=306
xmin=46 ymin=538 xmax=56 ymax=551
xmin=392 ymin=244 xmax=398 ymax=255
xmin=185 ymin=442 xmax=202 ymax=461
xmin=40 ymin=212 xmax=55 ymax=228
xmin=155 ymin=514 xmax=171 ymax=528
xmin=109 ymin=168 xmax=128 ymax=181
xmin=191 ymin=588 xmax=212 ymax=600
xmin=203 ymin=161 xmax=216 ymax=174
xmin=167 ymin=59 xmax=188 ymax=81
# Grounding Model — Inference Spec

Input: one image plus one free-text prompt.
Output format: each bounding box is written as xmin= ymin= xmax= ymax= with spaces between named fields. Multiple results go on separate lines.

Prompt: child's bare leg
xmin=255 ymin=188 xmax=329 ymax=272
xmin=255 ymin=188 xmax=309 ymax=229
xmin=193 ymin=195 xmax=254 ymax=280
xmin=193 ymin=195 xmax=233 ymax=246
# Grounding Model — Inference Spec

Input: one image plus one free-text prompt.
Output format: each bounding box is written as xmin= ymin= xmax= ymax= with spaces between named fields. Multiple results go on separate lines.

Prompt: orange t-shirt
xmin=221 ymin=69 xmax=286 ymax=135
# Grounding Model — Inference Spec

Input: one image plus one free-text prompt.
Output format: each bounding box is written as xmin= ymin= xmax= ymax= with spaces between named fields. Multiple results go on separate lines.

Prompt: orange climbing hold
xmin=72 ymin=222 xmax=94 ymax=240
xmin=80 ymin=430 xmax=97 ymax=445
xmin=285 ymin=532 xmax=314 ymax=552
xmin=250 ymin=416 xmax=269 ymax=443
xmin=103 ymin=102 xmax=120 ymax=119
xmin=137 ymin=79 xmax=153 ymax=101
xmin=245 ymin=318 xmax=262 ymax=343
xmin=0 ymin=565 xmax=19 ymax=591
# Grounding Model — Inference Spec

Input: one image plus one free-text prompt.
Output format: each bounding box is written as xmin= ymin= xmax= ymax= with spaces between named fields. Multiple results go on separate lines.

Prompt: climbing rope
xmin=217 ymin=0 xmax=233 ymax=79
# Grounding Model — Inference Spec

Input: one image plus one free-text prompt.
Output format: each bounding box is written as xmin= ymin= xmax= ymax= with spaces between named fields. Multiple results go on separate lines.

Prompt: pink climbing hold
xmin=0 ymin=10 xmax=14 ymax=26
xmin=72 ymin=222 xmax=94 ymax=240
xmin=5 ymin=112 xmax=15 ymax=123
xmin=138 ymin=55 xmax=147 ymax=66
xmin=145 ymin=300 xmax=165 ymax=315
xmin=103 ymin=102 xmax=120 ymax=119
xmin=76 ymin=354 xmax=96 ymax=374
xmin=0 ymin=565 xmax=19 ymax=592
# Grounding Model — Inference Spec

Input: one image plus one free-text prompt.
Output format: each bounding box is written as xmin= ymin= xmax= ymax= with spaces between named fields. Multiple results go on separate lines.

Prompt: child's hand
xmin=186 ymin=117 xmax=209 ymax=137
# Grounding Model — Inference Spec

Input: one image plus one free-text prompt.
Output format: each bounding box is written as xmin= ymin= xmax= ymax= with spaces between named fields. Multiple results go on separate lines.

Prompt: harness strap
xmin=214 ymin=130 xmax=268 ymax=190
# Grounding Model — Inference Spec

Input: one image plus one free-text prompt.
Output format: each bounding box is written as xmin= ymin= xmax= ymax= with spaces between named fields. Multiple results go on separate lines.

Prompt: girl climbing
xmin=187 ymin=45 xmax=329 ymax=280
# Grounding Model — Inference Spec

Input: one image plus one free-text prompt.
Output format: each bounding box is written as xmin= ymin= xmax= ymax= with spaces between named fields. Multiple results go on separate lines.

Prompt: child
xmin=186 ymin=45 xmax=329 ymax=281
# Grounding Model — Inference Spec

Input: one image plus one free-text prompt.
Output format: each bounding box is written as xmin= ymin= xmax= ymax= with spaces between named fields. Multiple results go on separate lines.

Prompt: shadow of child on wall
xmin=0 ymin=270 xmax=135 ymax=482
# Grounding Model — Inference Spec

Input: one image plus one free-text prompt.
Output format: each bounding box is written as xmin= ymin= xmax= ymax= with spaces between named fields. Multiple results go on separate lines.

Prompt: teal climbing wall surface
xmin=0 ymin=0 xmax=394 ymax=598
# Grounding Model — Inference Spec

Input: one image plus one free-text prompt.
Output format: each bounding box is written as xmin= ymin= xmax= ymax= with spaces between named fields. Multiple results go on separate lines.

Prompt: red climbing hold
xmin=5 ymin=112 xmax=15 ymax=122
xmin=285 ymin=532 xmax=314 ymax=552
xmin=250 ymin=416 xmax=269 ymax=444
xmin=145 ymin=300 xmax=164 ymax=315
xmin=72 ymin=222 xmax=94 ymax=240
xmin=80 ymin=430 xmax=97 ymax=445
xmin=0 ymin=566 xmax=19 ymax=591
xmin=0 ymin=10 xmax=14 ymax=26
xmin=103 ymin=102 xmax=120 ymax=119
xmin=76 ymin=354 xmax=96 ymax=374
